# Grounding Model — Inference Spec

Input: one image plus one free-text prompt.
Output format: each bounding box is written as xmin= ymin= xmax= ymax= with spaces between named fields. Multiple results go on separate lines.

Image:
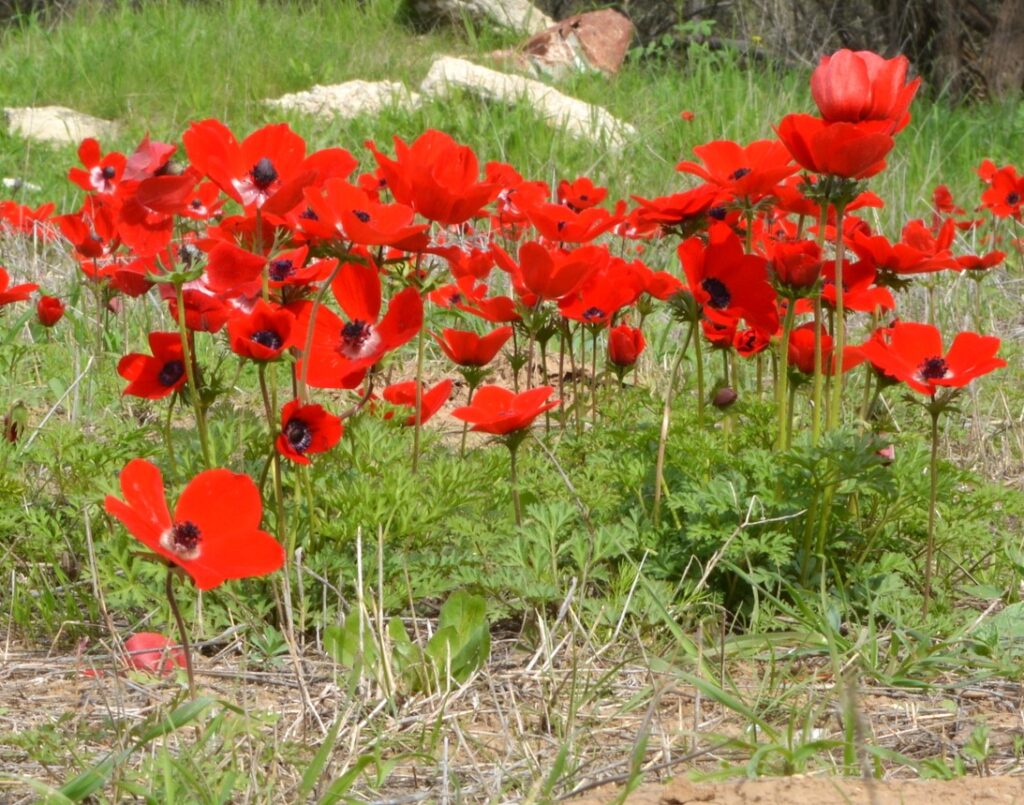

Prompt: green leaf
xmin=298 ymin=716 xmax=343 ymax=800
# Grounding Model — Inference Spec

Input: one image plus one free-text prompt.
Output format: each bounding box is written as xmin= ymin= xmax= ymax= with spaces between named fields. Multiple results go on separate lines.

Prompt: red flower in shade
xmin=558 ymin=256 xmax=648 ymax=325
xmin=276 ymin=399 xmax=343 ymax=464
xmin=557 ymin=177 xmax=608 ymax=211
xmin=955 ymin=250 xmax=1006 ymax=273
xmin=104 ymin=459 xmax=284 ymax=590
xmin=0 ymin=200 xmax=56 ymax=238
xmin=629 ymin=185 xmax=722 ymax=232
xmin=124 ymin=632 xmax=185 ymax=677
xmin=203 ymin=241 xmax=266 ymax=295
xmin=227 ymin=300 xmax=295 ymax=362
xmin=857 ymin=322 xmax=1006 ymax=396
xmin=367 ymin=129 xmax=499 ymax=226
xmin=382 ymin=379 xmax=453 ymax=426
xmin=117 ymin=332 xmax=188 ymax=399
xmin=676 ymin=139 xmax=797 ymax=202
xmin=770 ymin=240 xmax=822 ymax=293
xmin=36 ymin=295 xmax=65 ymax=327
xmin=166 ymin=287 xmax=232 ymax=333
xmin=122 ymin=135 xmax=177 ymax=181
xmin=295 ymin=260 xmax=422 ymax=389
xmin=182 ymin=120 xmax=312 ymax=215
xmin=848 ymin=227 xmax=957 ymax=277
xmin=452 ymin=385 xmax=558 ymax=436
xmin=788 ymin=323 xmax=833 ymax=374
xmin=434 ymin=326 xmax=513 ymax=367
xmin=0 ymin=267 xmax=39 ymax=307
xmin=810 ymin=49 xmax=920 ymax=133
xmin=677 ymin=226 xmax=779 ymax=336
xmin=608 ymin=325 xmax=645 ymax=368
xmin=517 ymin=197 xmax=624 ymax=243
xmin=776 ymin=115 xmax=894 ymax=179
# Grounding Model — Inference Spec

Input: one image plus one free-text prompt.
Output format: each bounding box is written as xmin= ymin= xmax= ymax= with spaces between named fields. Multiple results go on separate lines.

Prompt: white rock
xmin=264 ymin=80 xmax=420 ymax=119
xmin=419 ymin=56 xmax=635 ymax=149
xmin=4 ymin=106 xmax=118 ymax=145
xmin=2 ymin=178 xmax=41 ymax=192
xmin=406 ymin=0 xmax=553 ymax=35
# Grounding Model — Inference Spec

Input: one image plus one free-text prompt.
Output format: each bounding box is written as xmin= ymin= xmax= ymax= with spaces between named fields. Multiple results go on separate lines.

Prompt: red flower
xmin=788 ymin=323 xmax=833 ymax=374
xmin=117 ymin=332 xmax=189 ymax=399
xmin=295 ymin=260 xmax=422 ymax=389
xmin=276 ymin=400 xmax=343 ymax=464
xmin=678 ymin=226 xmax=779 ymax=336
xmin=300 ymin=179 xmax=429 ymax=249
xmin=434 ymin=326 xmax=513 ymax=367
xmin=628 ymin=185 xmax=722 ymax=232
xmin=979 ymin=164 xmax=1024 ymax=219
xmin=810 ymin=49 xmax=920 ymax=133
xmin=776 ymin=115 xmax=894 ymax=179
xmin=452 ymin=385 xmax=558 ymax=436
xmin=608 ymin=325 xmax=645 ymax=367
xmin=518 ymin=197 xmax=623 ymax=243
xmin=124 ymin=632 xmax=185 ymax=677
xmin=770 ymin=240 xmax=822 ymax=292
xmin=68 ymin=139 xmax=126 ymax=195
xmin=857 ymin=322 xmax=1006 ymax=396
xmin=0 ymin=267 xmax=39 ymax=307
xmin=227 ymin=300 xmax=295 ymax=362
xmin=36 ymin=295 xmax=65 ymax=327
xmin=368 ymin=129 xmax=499 ymax=226
xmin=104 ymin=458 xmax=284 ymax=590
xmin=493 ymin=241 xmax=603 ymax=303
xmin=182 ymin=120 xmax=311 ymax=215
xmin=557 ymin=177 xmax=607 ymax=211
xmin=382 ymin=379 xmax=453 ymax=426
xmin=676 ymin=139 xmax=797 ymax=202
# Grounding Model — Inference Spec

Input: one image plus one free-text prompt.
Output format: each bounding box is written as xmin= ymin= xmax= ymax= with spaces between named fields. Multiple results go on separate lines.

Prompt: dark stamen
xmin=582 ymin=306 xmax=605 ymax=321
xmin=918 ymin=356 xmax=949 ymax=381
xmin=352 ymin=210 xmax=371 ymax=223
xmin=299 ymin=207 xmax=318 ymax=221
xmin=342 ymin=320 xmax=371 ymax=348
xmin=708 ymin=207 xmax=727 ymax=221
xmin=250 ymin=157 xmax=278 ymax=190
xmin=729 ymin=167 xmax=751 ymax=181
xmin=158 ymin=360 xmax=185 ymax=387
xmin=101 ymin=165 xmax=117 ymax=180
xmin=701 ymin=277 xmax=731 ymax=309
xmin=284 ymin=418 xmax=313 ymax=453
xmin=170 ymin=520 xmax=201 ymax=552
xmin=250 ymin=329 xmax=283 ymax=351
xmin=269 ymin=259 xmax=294 ymax=281
xmin=1008 ymin=192 xmax=1021 ymax=206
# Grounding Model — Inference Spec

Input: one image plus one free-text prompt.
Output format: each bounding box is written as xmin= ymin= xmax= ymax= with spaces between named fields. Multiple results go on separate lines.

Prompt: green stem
xmin=691 ymin=306 xmax=705 ymax=426
xmin=163 ymin=395 xmax=178 ymax=476
xmin=412 ymin=319 xmax=426 ymax=474
xmin=924 ymin=408 xmax=941 ymax=616
xmin=459 ymin=382 xmax=477 ymax=458
xmin=776 ymin=299 xmax=797 ymax=450
xmin=258 ymin=364 xmax=289 ymax=558
xmin=165 ymin=569 xmax=196 ymax=698
xmin=174 ymin=283 xmax=211 ymax=468
xmin=652 ymin=323 xmax=694 ymax=529
xmin=508 ymin=440 xmax=523 ymax=527
xmin=827 ymin=204 xmax=848 ymax=431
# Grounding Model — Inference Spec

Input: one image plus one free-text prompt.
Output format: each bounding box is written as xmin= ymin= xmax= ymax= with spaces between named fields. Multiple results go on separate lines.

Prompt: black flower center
xmin=250 ymin=329 xmax=283 ymax=351
xmin=284 ymin=418 xmax=313 ymax=453
xmin=557 ymin=221 xmax=567 ymax=232
xmin=701 ymin=277 xmax=731 ymax=309
xmin=170 ymin=520 xmax=201 ymax=552
xmin=190 ymin=198 xmax=203 ymax=209
xmin=1007 ymin=192 xmax=1021 ymax=206
xmin=269 ymin=259 xmax=294 ymax=281
xmin=579 ymin=193 xmax=589 ymax=201
xmin=449 ymin=292 xmax=463 ymax=305
xmin=299 ymin=207 xmax=318 ymax=221
xmin=341 ymin=319 xmax=371 ymax=348
xmin=352 ymin=209 xmax=371 ymax=223
xmin=918 ymin=356 xmax=949 ymax=381
xmin=582 ymin=306 xmax=605 ymax=321
xmin=159 ymin=360 xmax=185 ymax=387
xmin=708 ymin=207 xmax=727 ymax=221
xmin=178 ymin=243 xmax=201 ymax=266
xmin=101 ymin=165 xmax=117 ymax=180
xmin=250 ymin=157 xmax=278 ymax=190
xmin=729 ymin=167 xmax=751 ymax=181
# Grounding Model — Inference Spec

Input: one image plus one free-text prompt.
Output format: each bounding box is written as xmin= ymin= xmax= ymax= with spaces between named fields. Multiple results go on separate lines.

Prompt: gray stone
xmin=4 ymin=106 xmax=118 ymax=145
xmin=405 ymin=0 xmax=553 ymax=35
xmin=264 ymin=80 xmax=420 ymax=119
xmin=419 ymin=56 xmax=635 ymax=149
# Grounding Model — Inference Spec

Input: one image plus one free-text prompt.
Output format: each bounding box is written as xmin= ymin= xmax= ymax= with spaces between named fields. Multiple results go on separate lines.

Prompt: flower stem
xmin=174 ymin=282 xmax=211 ymax=468
xmin=165 ymin=568 xmax=195 ymax=698
xmin=775 ymin=299 xmax=797 ymax=450
xmin=508 ymin=439 xmax=523 ymax=527
xmin=924 ymin=407 xmax=941 ymax=615
xmin=827 ymin=203 xmax=847 ymax=431
xmin=412 ymin=320 xmax=426 ymax=474
xmin=653 ymin=322 xmax=694 ymax=529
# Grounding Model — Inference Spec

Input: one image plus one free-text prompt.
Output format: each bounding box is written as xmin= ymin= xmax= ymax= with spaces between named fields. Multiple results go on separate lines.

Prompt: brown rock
xmin=522 ymin=9 xmax=635 ymax=76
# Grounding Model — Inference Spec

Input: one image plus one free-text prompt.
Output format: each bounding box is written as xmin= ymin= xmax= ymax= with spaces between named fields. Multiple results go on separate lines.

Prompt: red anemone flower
xmin=117 ymin=332 xmax=187 ymax=399
xmin=676 ymin=139 xmax=797 ymax=202
xmin=557 ymin=177 xmax=607 ymax=211
xmin=608 ymin=325 xmax=645 ymax=368
xmin=979 ymin=165 xmax=1024 ymax=219
xmin=452 ymin=385 xmax=559 ymax=436
xmin=276 ymin=399 xmax=343 ymax=464
xmin=104 ymin=458 xmax=284 ymax=590
xmin=382 ymin=379 xmax=453 ymax=426
xmin=0 ymin=268 xmax=39 ymax=307
xmin=517 ymin=197 xmax=624 ymax=243
xmin=227 ymin=300 xmax=295 ymax=362
xmin=770 ymin=240 xmax=822 ymax=293
xmin=124 ymin=632 xmax=186 ymax=677
xmin=776 ymin=115 xmax=894 ymax=179
xmin=810 ymin=49 xmax=920 ymax=133
xmin=36 ymin=295 xmax=65 ymax=327
xmin=295 ymin=260 xmax=422 ymax=389
xmin=300 ymin=179 xmax=429 ymax=249
xmin=368 ymin=129 xmax=499 ymax=226
xmin=434 ymin=326 xmax=513 ymax=367
xmin=493 ymin=242 xmax=604 ymax=303
xmin=68 ymin=139 xmax=126 ymax=195
xmin=857 ymin=322 xmax=1006 ymax=396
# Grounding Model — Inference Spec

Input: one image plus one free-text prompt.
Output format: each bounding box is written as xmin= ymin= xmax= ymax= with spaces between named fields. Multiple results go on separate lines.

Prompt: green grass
xmin=1 ymin=0 xmax=1024 ymax=801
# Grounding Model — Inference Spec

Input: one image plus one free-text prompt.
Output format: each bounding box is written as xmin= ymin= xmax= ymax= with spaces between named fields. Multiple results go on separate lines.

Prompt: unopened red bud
xmin=713 ymin=387 xmax=738 ymax=409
